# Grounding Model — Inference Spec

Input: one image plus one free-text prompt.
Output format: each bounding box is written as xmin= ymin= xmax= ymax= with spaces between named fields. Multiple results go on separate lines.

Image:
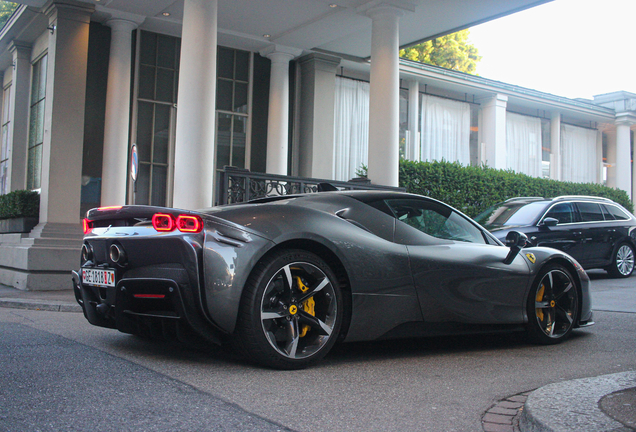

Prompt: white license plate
xmin=82 ymin=268 xmax=116 ymax=288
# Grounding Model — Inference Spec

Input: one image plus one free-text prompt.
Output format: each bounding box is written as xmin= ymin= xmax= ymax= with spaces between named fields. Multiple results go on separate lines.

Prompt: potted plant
xmin=0 ymin=190 xmax=40 ymax=234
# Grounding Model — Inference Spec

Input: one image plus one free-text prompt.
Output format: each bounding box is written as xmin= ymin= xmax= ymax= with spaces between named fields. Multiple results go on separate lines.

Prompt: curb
xmin=482 ymin=391 xmax=530 ymax=432
xmin=0 ymin=298 xmax=82 ymax=313
xmin=519 ymin=371 xmax=636 ymax=432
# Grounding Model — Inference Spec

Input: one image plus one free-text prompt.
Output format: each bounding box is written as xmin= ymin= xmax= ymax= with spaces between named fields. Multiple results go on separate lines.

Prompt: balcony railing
xmin=215 ymin=166 xmax=403 ymax=205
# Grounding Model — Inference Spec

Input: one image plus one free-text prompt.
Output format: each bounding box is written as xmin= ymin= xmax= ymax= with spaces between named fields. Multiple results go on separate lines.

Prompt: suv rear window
xmin=602 ymin=204 xmax=631 ymax=221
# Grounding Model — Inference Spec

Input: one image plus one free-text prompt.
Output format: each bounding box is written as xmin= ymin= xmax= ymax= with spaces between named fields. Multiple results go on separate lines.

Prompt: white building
xmin=0 ymin=0 xmax=634 ymax=290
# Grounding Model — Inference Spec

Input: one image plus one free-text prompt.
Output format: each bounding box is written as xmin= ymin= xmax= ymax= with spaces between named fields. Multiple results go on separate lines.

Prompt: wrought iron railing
xmin=215 ymin=166 xmax=403 ymax=205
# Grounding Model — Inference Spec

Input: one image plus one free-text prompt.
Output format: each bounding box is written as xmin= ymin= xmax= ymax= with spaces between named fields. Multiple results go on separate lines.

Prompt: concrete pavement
xmin=1 ymin=270 xmax=635 ymax=432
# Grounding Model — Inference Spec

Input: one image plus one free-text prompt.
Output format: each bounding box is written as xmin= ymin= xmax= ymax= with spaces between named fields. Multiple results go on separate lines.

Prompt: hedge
xmin=399 ymin=160 xmax=634 ymax=218
xmin=0 ymin=190 xmax=40 ymax=219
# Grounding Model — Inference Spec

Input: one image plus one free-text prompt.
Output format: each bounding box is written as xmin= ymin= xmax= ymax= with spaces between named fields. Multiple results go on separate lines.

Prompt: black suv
xmin=475 ymin=196 xmax=636 ymax=278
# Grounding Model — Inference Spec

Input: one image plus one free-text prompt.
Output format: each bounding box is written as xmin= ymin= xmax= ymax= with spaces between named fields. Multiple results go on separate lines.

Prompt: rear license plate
xmin=81 ymin=267 xmax=116 ymax=288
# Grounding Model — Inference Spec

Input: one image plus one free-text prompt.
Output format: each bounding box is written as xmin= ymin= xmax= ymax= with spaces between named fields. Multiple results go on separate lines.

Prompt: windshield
xmin=474 ymin=201 xmax=547 ymax=228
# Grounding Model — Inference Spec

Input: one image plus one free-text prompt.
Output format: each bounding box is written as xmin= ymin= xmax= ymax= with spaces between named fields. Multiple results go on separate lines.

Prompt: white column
xmin=407 ymin=80 xmax=419 ymax=161
xmin=606 ymin=129 xmax=617 ymax=188
xmin=298 ymin=53 xmax=340 ymax=179
xmin=596 ymin=130 xmax=603 ymax=184
xmin=6 ymin=41 xmax=31 ymax=191
xmin=479 ymin=94 xmax=508 ymax=170
xmin=365 ymin=6 xmax=403 ymax=187
xmin=38 ymin=1 xmax=94 ymax=226
xmin=100 ymin=18 xmax=138 ymax=206
xmin=549 ymin=112 xmax=561 ymax=180
xmin=261 ymin=45 xmax=301 ymax=175
xmin=615 ymin=114 xmax=635 ymax=198
xmin=633 ymin=134 xmax=636 ymax=202
xmin=173 ymin=0 xmax=218 ymax=210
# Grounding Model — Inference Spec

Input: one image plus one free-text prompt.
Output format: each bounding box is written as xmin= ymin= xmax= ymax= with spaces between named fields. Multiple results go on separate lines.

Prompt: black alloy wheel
xmin=234 ymin=249 xmax=343 ymax=369
xmin=607 ymin=242 xmax=635 ymax=278
xmin=526 ymin=263 xmax=579 ymax=345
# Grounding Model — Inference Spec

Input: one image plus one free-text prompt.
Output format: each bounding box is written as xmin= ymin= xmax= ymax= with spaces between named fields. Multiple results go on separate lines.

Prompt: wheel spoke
xmin=298 ymin=277 xmax=330 ymax=303
xmin=554 ymin=282 xmax=573 ymax=300
xmin=284 ymin=319 xmax=300 ymax=358
xmin=535 ymin=300 xmax=550 ymax=309
xmin=298 ymin=310 xmax=332 ymax=336
xmin=261 ymin=310 xmax=286 ymax=320
xmin=555 ymin=304 xmax=574 ymax=325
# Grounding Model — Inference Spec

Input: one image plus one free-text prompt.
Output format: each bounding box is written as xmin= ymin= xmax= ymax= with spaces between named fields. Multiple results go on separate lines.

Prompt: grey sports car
xmin=72 ymin=190 xmax=594 ymax=369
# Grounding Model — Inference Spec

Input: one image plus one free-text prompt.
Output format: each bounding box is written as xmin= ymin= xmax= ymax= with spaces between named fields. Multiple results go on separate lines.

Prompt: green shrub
xmin=399 ymin=160 xmax=634 ymax=217
xmin=0 ymin=190 xmax=40 ymax=219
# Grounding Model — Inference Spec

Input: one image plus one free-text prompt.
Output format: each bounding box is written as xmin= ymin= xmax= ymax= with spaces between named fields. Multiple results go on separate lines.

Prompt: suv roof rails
xmin=504 ymin=197 xmax=544 ymax=202
xmin=553 ymin=195 xmax=612 ymax=202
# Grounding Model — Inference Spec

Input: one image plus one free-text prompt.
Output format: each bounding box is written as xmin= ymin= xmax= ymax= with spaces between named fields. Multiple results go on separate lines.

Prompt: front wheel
xmin=607 ymin=242 xmax=635 ymax=278
xmin=526 ymin=264 xmax=579 ymax=345
xmin=234 ymin=250 xmax=343 ymax=369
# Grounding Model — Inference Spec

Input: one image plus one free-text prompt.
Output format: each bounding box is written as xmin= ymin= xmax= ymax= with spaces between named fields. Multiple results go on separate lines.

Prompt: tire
xmin=234 ymin=249 xmax=343 ymax=369
xmin=607 ymin=242 xmax=635 ymax=278
xmin=526 ymin=263 xmax=579 ymax=345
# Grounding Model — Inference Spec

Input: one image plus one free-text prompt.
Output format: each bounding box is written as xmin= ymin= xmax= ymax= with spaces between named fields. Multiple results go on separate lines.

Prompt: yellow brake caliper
xmin=295 ymin=276 xmax=315 ymax=337
xmin=536 ymin=284 xmax=545 ymax=322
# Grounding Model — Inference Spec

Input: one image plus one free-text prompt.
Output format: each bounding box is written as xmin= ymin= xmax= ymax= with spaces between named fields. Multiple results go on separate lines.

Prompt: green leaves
xmin=399 ymin=30 xmax=482 ymax=74
xmin=0 ymin=190 xmax=40 ymax=219
xmin=399 ymin=160 xmax=634 ymax=217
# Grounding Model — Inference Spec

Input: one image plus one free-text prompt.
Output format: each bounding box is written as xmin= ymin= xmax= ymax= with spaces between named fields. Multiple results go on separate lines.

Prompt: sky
xmin=468 ymin=0 xmax=636 ymax=100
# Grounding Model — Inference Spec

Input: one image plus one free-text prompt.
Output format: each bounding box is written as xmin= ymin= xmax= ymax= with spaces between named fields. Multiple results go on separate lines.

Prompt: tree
xmin=0 ymin=1 xmax=18 ymax=31
xmin=400 ymin=30 xmax=481 ymax=74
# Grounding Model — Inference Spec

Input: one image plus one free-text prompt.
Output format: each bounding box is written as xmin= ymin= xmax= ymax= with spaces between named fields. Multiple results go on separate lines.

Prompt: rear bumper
xmin=72 ymin=271 xmax=224 ymax=344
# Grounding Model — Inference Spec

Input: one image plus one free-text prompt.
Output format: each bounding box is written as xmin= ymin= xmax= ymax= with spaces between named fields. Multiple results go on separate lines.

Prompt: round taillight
xmin=177 ymin=215 xmax=203 ymax=233
xmin=152 ymin=213 xmax=176 ymax=232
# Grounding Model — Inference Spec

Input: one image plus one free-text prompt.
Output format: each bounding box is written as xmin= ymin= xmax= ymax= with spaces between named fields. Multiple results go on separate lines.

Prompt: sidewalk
xmin=0 ymin=285 xmax=81 ymax=312
xmin=519 ymin=371 xmax=636 ymax=432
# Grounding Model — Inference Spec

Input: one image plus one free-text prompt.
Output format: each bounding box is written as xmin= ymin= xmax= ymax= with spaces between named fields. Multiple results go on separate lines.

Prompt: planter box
xmin=0 ymin=217 xmax=38 ymax=234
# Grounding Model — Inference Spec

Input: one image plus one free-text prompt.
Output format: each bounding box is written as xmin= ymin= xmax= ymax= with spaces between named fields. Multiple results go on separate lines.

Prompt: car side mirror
xmin=503 ymin=231 xmax=528 ymax=265
xmin=540 ymin=217 xmax=559 ymax=227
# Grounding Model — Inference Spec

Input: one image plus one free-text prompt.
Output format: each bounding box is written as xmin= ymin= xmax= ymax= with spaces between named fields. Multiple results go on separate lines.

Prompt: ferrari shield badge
xmin=526 ymin=253 xmax=536 ymax=264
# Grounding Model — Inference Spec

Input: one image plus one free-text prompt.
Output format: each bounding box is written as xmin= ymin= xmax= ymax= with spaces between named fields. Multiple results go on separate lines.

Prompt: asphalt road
xmin=1 ymin=272 xmax=634 ymax=432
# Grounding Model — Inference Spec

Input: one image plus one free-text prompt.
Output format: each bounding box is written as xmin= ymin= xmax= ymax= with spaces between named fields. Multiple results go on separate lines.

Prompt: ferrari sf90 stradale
xmin=73 ymin=190 xmax=593 ymax=369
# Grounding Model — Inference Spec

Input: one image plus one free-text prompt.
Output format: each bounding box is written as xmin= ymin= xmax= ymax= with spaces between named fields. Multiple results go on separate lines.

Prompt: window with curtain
xmin=216 ymin=47 xmax=250 ymax=170
xmin=0 ymin=85 xmax=10 ymax=195
xmin=134 ymin=31 xmax=180 ymax=207
xmin=27 ymin=54 xmax=47 ymax=191
xmin=561 ymin=124 xmax=598 ymax=183
xmin=333 ymin=77 xmax=369 ymax=181
xmin=420 ymin=95 xmax=470 ymax=165
xmin=506 ymin=112 xmax=542 ymax=177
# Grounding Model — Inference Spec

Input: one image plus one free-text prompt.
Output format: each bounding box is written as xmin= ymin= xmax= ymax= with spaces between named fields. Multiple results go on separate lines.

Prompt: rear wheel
xmin=526 ymin=263 xmax=579 ymax=345
xmin=234 ymin=249 xmax=343 ymax=369
xmin=607 ymin=242 xmax=635 ymax=278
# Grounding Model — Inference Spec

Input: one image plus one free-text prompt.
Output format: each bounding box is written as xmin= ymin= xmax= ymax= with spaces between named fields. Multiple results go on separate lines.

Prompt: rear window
xmin=602 ymin=204 xmax=631 ymax=221
xmin=474 ymin=201 xmax=547 ymax=228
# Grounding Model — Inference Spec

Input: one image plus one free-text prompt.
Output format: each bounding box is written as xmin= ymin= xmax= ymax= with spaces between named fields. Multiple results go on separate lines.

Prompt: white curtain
xmin=333 ymin=77 xmax=369 ymax=181
xmin=561 ymin=124 xmax=598 ymax=183
xmin=420 ymin=95 xmax=470 ymax=165
xmin=506 ymin=113 xmax=542 ymax=177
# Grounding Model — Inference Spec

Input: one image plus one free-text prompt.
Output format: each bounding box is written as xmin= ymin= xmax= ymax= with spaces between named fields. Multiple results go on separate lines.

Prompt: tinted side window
xmin=577 ymin=202 xmax=604 ymax=222
xmin=603 ymin=204 xmax=630 ymax=221
xmin=385 ymin=199 xmax=486 ymax=244
xmin=544 ymin=203 xmax=576 ymax=224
